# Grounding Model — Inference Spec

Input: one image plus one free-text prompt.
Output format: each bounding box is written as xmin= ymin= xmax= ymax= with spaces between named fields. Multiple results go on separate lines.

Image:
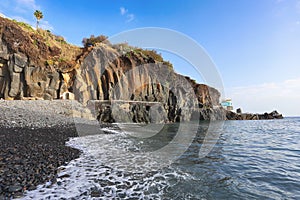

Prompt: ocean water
xmin=23 ymin=117 xmax=300 ymax=199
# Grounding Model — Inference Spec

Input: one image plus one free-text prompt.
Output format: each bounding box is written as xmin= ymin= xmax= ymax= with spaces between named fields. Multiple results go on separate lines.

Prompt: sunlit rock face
xmin=0 ymin=16 xmax=79 ymax=100
xmin=0 ymin=16 xmax=224 ymax=122
xmin=73 ymin=45 xmax=224 ymax=122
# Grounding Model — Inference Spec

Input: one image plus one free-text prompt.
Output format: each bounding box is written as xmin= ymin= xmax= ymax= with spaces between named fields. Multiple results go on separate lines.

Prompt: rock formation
xmin=0 ymin=16 xmax=226 ymax=122
xmin=0 ymin=16 xmax=283 ymax=122
xmin=73 ymin=44 xmax=225 ymax=122
xmin=0 ymin=17 xmax=81 ymax=101
xmin=226 ymin=110 xmax=283 ymax=120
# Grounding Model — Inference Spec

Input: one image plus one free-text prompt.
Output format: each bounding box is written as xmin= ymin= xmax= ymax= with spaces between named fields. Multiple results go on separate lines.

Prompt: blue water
xmin=24 ymin=117 xmax=300 ymax=199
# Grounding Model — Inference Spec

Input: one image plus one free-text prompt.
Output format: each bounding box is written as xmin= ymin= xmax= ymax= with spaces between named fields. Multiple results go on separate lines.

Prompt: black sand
xmin=0 ymin=125 xmax=80 ymax=199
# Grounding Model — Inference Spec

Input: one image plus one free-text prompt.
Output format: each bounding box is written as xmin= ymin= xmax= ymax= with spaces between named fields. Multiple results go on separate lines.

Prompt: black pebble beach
xmin=0 ymin=125 xmax=80 ymax=199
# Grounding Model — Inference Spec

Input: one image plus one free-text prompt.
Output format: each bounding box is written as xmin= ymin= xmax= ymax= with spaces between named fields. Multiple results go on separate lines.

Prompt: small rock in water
xmin=58 ymin=174 xmax=71 ymax=178
xmin=80 ymin=191 xmax=88 ymax=196
xmin=90 ymin=187 xmax=101 ymax=197
xmin=118 ymin=192 xmax=126 ymax=198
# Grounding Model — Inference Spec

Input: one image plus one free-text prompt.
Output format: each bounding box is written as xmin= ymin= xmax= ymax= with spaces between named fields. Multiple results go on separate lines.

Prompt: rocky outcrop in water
xmin=226 ymin=110 xmax=283 ymax=120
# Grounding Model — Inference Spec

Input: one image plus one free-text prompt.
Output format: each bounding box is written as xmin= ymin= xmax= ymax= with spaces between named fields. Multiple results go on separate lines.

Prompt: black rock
xmin=80 ymin=191 xmax=88 ymax=196
xmin=90 ymin=187 xmax=101 ymax=197
xmin=27 ymin=185 xmax=36 ymax=191
xmin=118 ymin=192 xmax=126 ymax=198
xmin=8 ymin=185 xmax=22 ymax=193
xmin=0 ymin=125 xmax=80 ymax=197
xmin=58 ymin=174 xmax=71 ymax=179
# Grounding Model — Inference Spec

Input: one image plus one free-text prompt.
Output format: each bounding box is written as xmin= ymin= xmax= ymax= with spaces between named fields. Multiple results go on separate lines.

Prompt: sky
xmin=0 ymin=0 xmax=299 ymax=116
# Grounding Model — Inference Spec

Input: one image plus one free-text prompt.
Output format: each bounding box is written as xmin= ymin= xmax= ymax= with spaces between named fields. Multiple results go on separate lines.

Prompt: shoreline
xmin=0 ymin=100 xmax=85 ymax=199
xmin=0 ymin=100 xmax=284 ymax=198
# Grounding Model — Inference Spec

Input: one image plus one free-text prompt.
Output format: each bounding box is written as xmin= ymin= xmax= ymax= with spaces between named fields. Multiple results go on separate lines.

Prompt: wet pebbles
xmin=0 ymin=100 xmax=85 ymax=199
xmin=0 ymin=125 xmax=80 ymax=199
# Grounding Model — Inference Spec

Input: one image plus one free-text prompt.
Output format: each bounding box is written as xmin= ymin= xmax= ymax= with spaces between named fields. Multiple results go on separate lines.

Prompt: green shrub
xmin=82 ymin=34 xmax=110 ymax=47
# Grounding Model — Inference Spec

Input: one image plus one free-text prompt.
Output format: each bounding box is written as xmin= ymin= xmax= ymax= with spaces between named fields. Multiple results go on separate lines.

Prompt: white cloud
xmin=15 ymin=0 xmax=40 ymax=13
xmin=227 ymin=78 xmax=300 ymax=116
xmin=39 ymin=20 xmax=54 ymax=31
xmin=120 ymin=7 xmax=128 ymax=15
xmin=12 ymin=15 xmax=31 ymax=23
xmin=126 ymin=14 xmax=135 ymax=22
xmin=0 ymin=0 xmax=55 ymax=31
xmin=120 ymin=6 xmax=135 ymax=23
xmin=16 ymin=0 xmax=39 ymax=9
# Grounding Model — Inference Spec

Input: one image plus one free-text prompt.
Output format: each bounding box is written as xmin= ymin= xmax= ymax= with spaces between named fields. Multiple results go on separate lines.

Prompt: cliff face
xmin=0 ymin=17 xmax=81 ymax=100
xmin=72 ymin=44 xmax=224 ymax=122
xmin=0 ymin=16 xmax=224 ymax=122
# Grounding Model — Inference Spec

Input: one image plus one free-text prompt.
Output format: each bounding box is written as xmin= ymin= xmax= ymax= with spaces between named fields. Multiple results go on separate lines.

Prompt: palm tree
xmin=34 ymin=10 xmax=43 ymax=30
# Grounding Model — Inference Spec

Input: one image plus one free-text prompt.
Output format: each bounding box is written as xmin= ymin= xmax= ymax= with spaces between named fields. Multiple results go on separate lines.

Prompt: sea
xmin=23 ymin=117 xmax=300 ymax=199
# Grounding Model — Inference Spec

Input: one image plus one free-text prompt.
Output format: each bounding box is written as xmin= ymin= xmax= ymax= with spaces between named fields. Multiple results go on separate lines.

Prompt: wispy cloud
xmin=227 ymin=78 xmax=300 ymax=116
xmin=126 ymin=14 xmax=135 ymax=22
xmin=1 ymin=0 xmax=54 ymax=31
xmin=120 ymin=6 xmax=135 ymax=23
xmin=12 ymin=15 xmax=31 ymax=23
xmin=39 ymin=20 xmax=54 ymax=31
xmin=120 ymin=7 xmax=128 ymax=16
xmin=15 ymin=0 xmax=40 ymax=13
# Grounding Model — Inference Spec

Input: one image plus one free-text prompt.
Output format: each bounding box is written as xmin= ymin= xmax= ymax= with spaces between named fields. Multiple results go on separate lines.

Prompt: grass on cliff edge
xmin=8 ymin=18 xmax=81 ymax=68
xmin=7 ymin=17 xmax=174 ymax=70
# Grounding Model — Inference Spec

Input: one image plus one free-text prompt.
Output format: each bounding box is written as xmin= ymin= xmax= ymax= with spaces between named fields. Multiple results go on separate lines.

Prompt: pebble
xmin=0 ymin=100 xmax=98 ymax=198
xmin=8 ymin=185 xmax=22 ymax=193
xmin=0 ymin=125 xmax=80 ymax=198
xmin=90 ymin=187 xmax=101 ymax=197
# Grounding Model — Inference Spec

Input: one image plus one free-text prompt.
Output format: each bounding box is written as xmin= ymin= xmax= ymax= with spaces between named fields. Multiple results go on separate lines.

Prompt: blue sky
xmin=0 ymin=0 xmax=300 ymax=116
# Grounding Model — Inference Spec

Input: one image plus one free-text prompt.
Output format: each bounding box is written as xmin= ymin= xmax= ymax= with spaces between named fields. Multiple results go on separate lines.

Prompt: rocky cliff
xmin=0 ymin=16 xmax=82 ymax=100
xmin=73 ymin=44 xmax=225 ymax=122
xmin=0 ymin=16 xmax=282 ymax=122
xmin=0 ymin=16 xmax=225 ymax=122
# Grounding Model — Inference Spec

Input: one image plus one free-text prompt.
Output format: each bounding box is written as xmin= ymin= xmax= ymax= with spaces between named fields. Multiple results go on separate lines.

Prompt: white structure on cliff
xmin=60 ymin=92 xmax=75 ymax=100
xmin=221 ymin=99 xmax=233 ymax=111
